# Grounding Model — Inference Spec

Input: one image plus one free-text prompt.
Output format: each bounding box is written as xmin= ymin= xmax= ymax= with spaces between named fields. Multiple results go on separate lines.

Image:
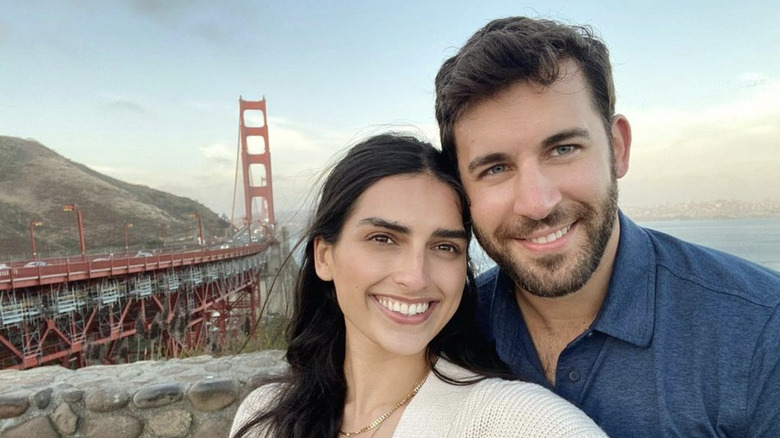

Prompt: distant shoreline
xmin=620 ymin=199 xmax=780 ymax=221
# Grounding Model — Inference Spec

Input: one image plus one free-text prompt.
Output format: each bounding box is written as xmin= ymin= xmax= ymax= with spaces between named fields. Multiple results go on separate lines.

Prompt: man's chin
xmin=502 ymin=257 xmax=586 ymax=298
xmin=479 ymin=237 xmax=585 ymax=295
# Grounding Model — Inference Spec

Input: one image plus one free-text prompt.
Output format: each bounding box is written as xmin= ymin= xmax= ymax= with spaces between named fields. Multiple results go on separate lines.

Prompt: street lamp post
xmin=62 ymin=204 xmax=86 ymax=260
xmin=29 ymin=220 xmax=43 ymax=261
xmin=160 ymin=224 xmax=169 ymax=248
xmin=189 ymin=212 xmax=204 ymax=247
xmin=124 ymin=222 xmax=134 ymax=254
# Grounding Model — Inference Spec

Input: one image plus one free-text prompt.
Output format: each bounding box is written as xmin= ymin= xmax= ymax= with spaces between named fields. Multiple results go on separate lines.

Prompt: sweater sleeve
xmin=229 ymin=384 xmax=281 ymax=438
xmin=453 ymin=380 xmax=608 ymax=438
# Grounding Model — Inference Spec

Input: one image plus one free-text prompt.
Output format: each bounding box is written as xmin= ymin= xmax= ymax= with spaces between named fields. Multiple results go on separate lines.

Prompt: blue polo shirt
xmin=476 ymin=212 xmax=780 ymax=437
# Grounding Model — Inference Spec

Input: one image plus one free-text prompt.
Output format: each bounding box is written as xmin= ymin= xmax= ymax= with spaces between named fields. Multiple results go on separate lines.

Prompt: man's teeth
xmin=530 ymin=225 xmax=571 ymax=244
xmin=378 ymin=298 xmax=430 ymax=316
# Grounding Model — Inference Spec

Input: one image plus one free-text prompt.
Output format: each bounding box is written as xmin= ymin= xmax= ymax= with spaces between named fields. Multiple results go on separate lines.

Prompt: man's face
xmin=453 ymin=61 xmax=630 ymax=298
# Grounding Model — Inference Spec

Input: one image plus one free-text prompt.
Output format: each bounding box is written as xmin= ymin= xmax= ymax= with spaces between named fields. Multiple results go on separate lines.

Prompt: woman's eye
xmin=434 ymin=243 xmax=460 ymax=253
xmin=369 ymin=234 xmax=394 ymax=244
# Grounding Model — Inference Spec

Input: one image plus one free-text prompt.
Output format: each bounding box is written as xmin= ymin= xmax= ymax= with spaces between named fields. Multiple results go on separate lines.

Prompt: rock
xmin=204 ymin=361 xmax=232 ymax=373
xmin=52 ymin=402 xmax=79 ymax=435
xmin=1 ymin=416 xmax=59 ymax=438
xmin=33 ymin=388 xmax=53 ymax=409
xmin=187 ymin=379 xmax=238 ymax=412
xmin=62 ymin=389 xmax=85 ymax=402
xmin=83 ymin=415 xmax=143 ymax=438
xmin=0 ymin=391 xmax=30 ymax=419
xmin=147 ymin=409 xmax=192 ymax=437
xmin=158 ymin=366 xmax=189 ymax=376
xmin=85 ymin=385 xmax=130 ymax=412
xmin=192 ymin=416 xmax=233 ymax=438
xmin=179 ymin=355 xmax=214 ymax=364
xmin=133 ymin=383 xmax=184 ymax=409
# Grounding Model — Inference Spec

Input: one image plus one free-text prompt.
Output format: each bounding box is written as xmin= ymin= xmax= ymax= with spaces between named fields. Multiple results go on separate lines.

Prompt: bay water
xmin=471 ymin=217 xmax=780 ymax=274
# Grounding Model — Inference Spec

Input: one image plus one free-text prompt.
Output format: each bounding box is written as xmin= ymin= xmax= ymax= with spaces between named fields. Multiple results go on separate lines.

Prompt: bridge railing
xmin=0 ymin=243 xmax=268 ymax=291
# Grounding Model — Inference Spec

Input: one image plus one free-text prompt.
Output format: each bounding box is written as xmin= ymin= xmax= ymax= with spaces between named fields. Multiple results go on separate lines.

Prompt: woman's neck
xmin=340 ymin=337 xmax=430 ymax=435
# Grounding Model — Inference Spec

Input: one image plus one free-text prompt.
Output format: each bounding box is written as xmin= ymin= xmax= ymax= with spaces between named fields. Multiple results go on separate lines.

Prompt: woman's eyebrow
xmin=357 ymin=217 xmax=409 ymax=234
xmin=358 ymin=217 xmax=467 ymax=240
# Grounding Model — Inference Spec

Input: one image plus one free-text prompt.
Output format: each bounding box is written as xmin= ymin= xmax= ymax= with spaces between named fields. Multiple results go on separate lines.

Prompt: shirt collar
xmin=591 ymin=211 xmax=656 ymax=348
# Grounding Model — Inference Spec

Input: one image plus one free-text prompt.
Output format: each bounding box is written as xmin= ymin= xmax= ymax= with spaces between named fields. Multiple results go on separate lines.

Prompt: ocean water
xmin=639 ymin=218 xmax=780 ymax=272
xmin=470 ymin=217 xmax=780 ymax=274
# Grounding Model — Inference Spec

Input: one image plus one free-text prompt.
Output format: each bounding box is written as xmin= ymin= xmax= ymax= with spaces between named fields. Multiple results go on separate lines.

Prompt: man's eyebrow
xmin=466 ymin=128 xmax=591 ymax=174
xmin=358 ymin=217 xmax=410 ymax=234
xmin=432 ymin=228 xmax=469 ymax=240
xmin=467 ymin=152 xmax=511 ymax=174
xmin=542 ymin=128 xmax=590 ymax=148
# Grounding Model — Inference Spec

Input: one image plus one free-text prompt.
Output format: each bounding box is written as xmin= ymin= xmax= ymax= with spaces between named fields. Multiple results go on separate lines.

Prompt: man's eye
xmin=485 ymin=164 xmax=507 ymax=175
xmin=552 ymin=145 xmax=576 ymax=156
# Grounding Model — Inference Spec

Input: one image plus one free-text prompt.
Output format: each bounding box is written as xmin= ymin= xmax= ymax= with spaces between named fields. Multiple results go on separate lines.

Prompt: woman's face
xmin=314 ymin=173 xmax=468 ymax=358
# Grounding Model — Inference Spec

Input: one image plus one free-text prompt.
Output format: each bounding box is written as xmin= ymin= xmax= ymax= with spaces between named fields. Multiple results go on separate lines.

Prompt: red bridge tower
xmin=239 ymin=98 xmax=275 ymax=239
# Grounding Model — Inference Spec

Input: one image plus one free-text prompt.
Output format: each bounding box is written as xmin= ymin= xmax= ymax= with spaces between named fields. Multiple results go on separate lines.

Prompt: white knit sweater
xmin=231 ymin=359 xmax=607 ymax=437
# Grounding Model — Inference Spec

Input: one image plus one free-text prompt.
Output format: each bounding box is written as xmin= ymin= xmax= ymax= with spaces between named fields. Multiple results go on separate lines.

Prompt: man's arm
xmin=746 ymin=303 xmax=780 ymax=436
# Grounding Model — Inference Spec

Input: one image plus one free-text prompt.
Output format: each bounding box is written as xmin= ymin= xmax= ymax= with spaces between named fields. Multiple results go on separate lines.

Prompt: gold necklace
xmin=338 ymin=371 xmax=430 ymax=437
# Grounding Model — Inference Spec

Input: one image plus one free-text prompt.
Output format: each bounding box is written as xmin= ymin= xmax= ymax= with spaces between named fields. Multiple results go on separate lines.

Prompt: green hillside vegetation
xmin=0 ymin=135 xmax=230 ymax=259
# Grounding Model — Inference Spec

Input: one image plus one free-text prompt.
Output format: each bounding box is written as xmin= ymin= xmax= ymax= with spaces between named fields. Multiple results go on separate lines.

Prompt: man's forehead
xmin=453 ymin=65 xmax=592 ymax=142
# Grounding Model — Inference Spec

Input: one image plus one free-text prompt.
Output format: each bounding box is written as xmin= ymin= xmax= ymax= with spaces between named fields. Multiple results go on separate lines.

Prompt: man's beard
xmin=475 ymin=178 xmax=619 ymax=298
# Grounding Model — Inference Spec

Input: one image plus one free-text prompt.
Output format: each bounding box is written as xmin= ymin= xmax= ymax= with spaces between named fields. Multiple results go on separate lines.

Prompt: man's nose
xmin=512 ymin=163 xmax=562 ymax=221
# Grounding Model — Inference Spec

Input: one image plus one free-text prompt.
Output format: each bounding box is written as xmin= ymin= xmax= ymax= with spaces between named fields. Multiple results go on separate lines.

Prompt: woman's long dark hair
xmin=234 ymin=133 xmax=510 ymax=438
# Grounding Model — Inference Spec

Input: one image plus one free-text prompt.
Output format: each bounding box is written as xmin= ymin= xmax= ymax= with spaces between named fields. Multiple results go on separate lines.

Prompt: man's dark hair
xmin=435 ymin=16 xmax=616 ymax=167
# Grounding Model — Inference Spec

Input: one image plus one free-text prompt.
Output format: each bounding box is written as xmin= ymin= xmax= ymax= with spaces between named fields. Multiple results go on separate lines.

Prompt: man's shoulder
xmin=643 ymin=225 xmax=780 ymax=308
xmin=475 ymin=265 xmax=501 ymax=289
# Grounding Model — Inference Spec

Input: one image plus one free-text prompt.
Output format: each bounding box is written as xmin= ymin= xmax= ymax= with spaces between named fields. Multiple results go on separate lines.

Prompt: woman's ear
xmin=313 ymin=237 xmax=334 ymax=281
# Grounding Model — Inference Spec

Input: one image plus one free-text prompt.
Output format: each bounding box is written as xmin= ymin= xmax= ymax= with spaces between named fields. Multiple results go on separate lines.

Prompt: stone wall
xmin=0 ymin=350 xmax=286 ymax=438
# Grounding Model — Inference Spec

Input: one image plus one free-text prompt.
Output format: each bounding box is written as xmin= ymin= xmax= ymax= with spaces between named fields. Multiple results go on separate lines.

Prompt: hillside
xmin=0 ymin=136 xmax=230 ymax=259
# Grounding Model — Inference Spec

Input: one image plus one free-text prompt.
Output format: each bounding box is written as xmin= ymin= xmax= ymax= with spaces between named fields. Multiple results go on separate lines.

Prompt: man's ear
xmin=611 ymin=114 xmax=631 ymax=179
xmin=313 ymin=237 xmax=334 ymax=281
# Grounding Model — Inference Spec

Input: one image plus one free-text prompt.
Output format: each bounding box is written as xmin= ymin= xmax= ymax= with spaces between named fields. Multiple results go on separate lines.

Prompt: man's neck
xmin=516 ymin=218 xmax=621 ymax=384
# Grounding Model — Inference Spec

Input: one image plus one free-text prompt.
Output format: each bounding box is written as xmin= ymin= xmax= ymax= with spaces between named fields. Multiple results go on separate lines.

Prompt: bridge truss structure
xmin=0 ymin=244 xmax=268 ymax=370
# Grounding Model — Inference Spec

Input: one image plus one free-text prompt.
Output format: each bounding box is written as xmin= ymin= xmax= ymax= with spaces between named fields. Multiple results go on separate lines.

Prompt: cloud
xmin=127 ymin=0 xmax=243 ymax=44
xmin=128 ymin=0 xmax=192 ymax=18
xmin=737 ymin=72 xmax=769 ymax=87
xmin=200 ymin=143 xmax=234 ymax=165
xmin=99 ymin=98 xmax=152 ymax=117
xmin=90 ymin=165 xmax=145 ymax=178
xmin=620 ymin=77 xmax=780 ymax=205
xmin=190 ymin=22 xmax=226 ymax=43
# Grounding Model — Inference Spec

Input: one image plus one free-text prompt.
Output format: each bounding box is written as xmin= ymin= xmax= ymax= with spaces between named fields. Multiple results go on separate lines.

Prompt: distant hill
xmin=0 ymin=136 xmax=230 ymax=260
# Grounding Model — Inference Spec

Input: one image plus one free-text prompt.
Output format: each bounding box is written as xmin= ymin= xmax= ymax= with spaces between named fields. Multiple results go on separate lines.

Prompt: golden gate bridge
xmin=0 ymin=98 xmax=278 ymax=370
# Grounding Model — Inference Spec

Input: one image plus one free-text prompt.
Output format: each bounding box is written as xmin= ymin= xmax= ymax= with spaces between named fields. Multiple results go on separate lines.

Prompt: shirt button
xmin=568 ymin=370 xmax=581 ymax=382
xmin=586 ymin=332 xmax=594 ymax=338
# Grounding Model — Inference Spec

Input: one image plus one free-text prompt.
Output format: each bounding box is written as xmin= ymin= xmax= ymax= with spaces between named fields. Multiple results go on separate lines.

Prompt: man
xmin=435 ymin=16 xmax=780 ymax=437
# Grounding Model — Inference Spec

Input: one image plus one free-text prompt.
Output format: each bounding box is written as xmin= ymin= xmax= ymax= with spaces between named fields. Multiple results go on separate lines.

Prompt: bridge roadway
xmin=0 ymin=243 xmax=270 ymax=370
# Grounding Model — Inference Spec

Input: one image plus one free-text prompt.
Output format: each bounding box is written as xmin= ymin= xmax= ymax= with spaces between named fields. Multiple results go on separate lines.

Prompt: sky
xmin=1 ymin=0 xmax=779 ymax=222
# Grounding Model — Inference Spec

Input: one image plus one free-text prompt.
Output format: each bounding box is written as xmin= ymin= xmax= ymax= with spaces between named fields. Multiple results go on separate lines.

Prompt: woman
xmin=231 ymin=133 xmax=606 ymax=437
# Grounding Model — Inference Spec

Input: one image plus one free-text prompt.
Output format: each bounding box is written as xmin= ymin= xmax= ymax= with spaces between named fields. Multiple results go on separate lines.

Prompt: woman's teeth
xmin=378 ymin=298 xmax=429 ymax=316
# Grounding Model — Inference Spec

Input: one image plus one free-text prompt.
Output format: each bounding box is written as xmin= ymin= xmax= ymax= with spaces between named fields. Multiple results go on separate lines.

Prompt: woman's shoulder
xmin=458 ymin=378 xmax=607 ymax=437
xmin=230 ymin=383 xmax=285 ymax=438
